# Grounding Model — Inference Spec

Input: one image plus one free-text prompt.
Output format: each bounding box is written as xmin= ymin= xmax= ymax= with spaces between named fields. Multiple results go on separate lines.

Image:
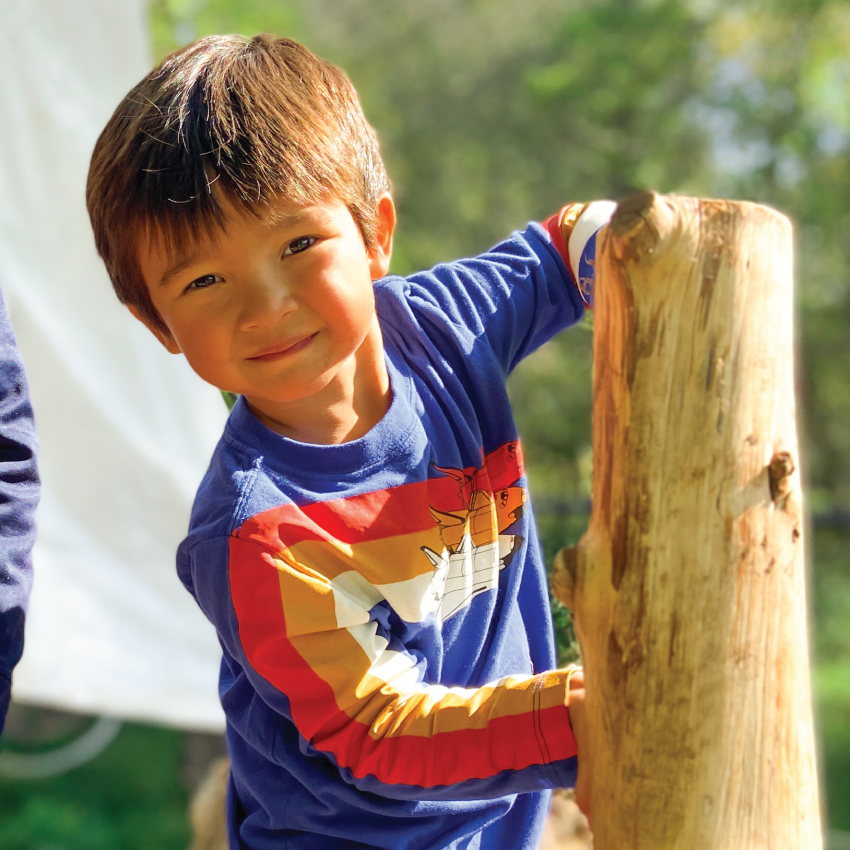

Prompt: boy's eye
xmin=187 ymin=274 xmax=222 ymax=291
xmin=283 ymin=236 xmax=317 ymax=256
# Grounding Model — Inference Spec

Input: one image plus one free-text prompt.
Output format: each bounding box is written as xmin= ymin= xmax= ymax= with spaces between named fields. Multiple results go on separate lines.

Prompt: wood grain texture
xmin=553 ymin=192 xmax=822 ymax=849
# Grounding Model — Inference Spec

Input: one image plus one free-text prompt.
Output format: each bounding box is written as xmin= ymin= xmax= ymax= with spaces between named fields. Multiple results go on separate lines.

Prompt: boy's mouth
xmin=247 ymin=333 xmax=317 ymax=362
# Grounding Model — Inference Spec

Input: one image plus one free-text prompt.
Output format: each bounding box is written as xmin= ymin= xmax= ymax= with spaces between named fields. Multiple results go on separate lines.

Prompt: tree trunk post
xmin=553 ymin=192 xmax=822 ymax=849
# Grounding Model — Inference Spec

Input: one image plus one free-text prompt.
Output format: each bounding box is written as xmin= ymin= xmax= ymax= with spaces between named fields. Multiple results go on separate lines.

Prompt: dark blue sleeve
xmin=399 ymin=223 xmax=586 ymax=376
xmin=0 ymin=287 xmax=39 ymax=738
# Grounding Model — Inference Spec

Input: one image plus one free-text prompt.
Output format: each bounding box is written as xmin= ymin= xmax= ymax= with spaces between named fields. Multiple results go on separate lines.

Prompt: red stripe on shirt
xmin=229 ymin=537 xmax=576 ymax=788
xmin=315 ymin=703 xmax=575 ymax=786
xmin=239 ymin=442 xmax=525 ymax=550
xmin=543 ymin=212 xmax=570 ymax=266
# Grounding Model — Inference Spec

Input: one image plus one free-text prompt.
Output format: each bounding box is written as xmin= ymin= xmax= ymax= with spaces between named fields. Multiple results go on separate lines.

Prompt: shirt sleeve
xmin=399 ymin=221 xmax=581 ymax=378
xmin=395 ymin=203 xmax=614 ymax=377
xmin=183 ymin=530 xmax=578 ymax=801
xmin=0 ymin=287 xmax=39 ymax=739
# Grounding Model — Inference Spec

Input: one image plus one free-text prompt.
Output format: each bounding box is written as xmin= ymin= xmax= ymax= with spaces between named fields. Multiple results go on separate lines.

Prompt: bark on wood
xmin=553 ymin=192 xmax=822 ymax=849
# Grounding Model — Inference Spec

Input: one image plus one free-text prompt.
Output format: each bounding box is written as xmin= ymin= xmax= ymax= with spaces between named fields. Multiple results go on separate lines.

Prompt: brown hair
xmin=86 ymin=33 xmax=389 ymax=335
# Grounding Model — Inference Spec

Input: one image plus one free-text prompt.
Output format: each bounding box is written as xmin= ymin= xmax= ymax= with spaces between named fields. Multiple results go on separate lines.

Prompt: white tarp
xmin=0 ymin=0 xmax=227 ymax=731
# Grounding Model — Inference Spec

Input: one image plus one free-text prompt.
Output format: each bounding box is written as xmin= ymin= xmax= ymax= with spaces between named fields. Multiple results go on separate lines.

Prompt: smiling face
xmin=134 ymin=194 xmax=395 ymax=443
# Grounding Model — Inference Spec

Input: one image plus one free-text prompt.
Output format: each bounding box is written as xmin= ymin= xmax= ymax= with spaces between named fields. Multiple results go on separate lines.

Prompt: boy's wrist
xmin=546 ymin=201 xmax=617 ymax=308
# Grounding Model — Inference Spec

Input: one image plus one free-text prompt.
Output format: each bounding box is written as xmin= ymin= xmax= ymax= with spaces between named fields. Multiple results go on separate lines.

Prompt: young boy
xmin=87 ymin=33 xmax=609 ymax=850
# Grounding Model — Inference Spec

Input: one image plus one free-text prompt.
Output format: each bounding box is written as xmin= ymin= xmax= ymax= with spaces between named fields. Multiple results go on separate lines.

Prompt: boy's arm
xmin=186 ymin=532 xmax=580 ymax=801
xmin=0 ymin=287 xmax=39 ymax=738
xmin=399 ymin=201 xmax=614 ymax=377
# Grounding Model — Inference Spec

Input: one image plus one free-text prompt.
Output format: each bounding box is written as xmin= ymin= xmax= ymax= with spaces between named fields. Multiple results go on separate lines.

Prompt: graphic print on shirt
xmin=422 ymin=449 xmax=525 ymax=623
xmin=231 ymin=440 xmax=578 ymax=787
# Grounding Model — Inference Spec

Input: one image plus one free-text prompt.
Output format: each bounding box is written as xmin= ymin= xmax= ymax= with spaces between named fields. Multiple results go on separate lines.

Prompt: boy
xmin=87 ymin=33 xmax=609 ymax=849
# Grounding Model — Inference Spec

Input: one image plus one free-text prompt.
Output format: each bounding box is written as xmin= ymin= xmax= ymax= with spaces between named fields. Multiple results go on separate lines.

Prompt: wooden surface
xmin=553 ymin=192 xmax=822 ymax=849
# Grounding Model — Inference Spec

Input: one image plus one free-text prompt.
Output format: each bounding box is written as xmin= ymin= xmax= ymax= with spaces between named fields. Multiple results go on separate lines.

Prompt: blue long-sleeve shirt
xmin=0 ymin=286 xmax=39 ymax=738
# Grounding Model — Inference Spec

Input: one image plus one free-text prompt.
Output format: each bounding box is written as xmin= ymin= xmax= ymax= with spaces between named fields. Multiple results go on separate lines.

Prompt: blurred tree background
xmin=2 ymin=0 xmax=848 ymax=846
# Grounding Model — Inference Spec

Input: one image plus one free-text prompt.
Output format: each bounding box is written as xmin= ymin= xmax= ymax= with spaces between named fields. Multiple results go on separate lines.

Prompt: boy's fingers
xmin=566 ymin=681 xmax=592 ymax=828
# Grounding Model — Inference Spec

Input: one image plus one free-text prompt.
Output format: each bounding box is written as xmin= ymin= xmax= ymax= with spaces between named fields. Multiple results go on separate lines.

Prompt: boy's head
xmin=86 ymin=33 xmax=390 ymax=338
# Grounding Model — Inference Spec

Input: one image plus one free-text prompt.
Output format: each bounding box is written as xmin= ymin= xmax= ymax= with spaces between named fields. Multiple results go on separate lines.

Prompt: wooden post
xmin=552 ymin=192 xmax=822 ymax=849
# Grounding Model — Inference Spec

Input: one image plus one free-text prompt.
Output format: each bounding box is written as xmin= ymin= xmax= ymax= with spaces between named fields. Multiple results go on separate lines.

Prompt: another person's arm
xmin=0 ymin=286 xmax=39 ymax=738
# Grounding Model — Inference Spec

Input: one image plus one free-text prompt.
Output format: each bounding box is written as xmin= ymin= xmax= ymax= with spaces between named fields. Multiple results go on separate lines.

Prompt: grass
xmin=819 ymin=679 xmax=850 ymax=833
xmin=812 ymin=526 xmax=850 ymax=832
xmin=0 ymin=721 xmax=190 ymax=850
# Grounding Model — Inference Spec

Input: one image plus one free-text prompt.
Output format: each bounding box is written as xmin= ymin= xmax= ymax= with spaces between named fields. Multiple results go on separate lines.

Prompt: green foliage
xmin=690 ymin=1 xmax=850 ymax=506
xmin=149 ymin=0 xmax=303 ymax=59
xmin=813 ymin=528 xmax=850 ymax=830
xmin=0 ymin=722 xmax=189 ymax=850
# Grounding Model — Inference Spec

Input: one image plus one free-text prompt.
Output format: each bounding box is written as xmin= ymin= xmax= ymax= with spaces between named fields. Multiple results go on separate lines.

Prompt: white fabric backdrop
xmin=0 ymin=0 xmax=227 ymax=731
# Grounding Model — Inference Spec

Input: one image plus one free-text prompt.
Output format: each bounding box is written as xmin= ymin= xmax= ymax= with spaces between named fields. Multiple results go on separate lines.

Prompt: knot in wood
xmin=552 ymin=546 xmax=578 ymax=611
xmin=609 ymin=190 xmax=676 ymax=263
xmin=768 ymin=451 xmax=795 ymax=503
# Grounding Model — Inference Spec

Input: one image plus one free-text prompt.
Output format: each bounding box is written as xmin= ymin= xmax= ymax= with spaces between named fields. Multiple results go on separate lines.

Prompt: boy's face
xmin=134 ymin=195 xmax=394 ymax=437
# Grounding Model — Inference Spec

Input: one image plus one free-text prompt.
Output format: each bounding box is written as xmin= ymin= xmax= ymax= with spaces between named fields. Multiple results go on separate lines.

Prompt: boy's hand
xmin=566 ymin=667 xmax=591 ymax=826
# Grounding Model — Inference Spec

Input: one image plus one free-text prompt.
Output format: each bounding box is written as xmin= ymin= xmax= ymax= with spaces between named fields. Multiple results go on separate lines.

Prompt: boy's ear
xmin=127 ymin=305 xmax=182 ymax=355
xmin=368 ymin=193 xmax=396 ymax=281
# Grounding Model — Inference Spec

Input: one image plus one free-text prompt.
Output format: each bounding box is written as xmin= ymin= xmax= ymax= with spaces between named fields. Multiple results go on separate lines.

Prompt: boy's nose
xmin=238 ymin=271 xmax=297 ymax=330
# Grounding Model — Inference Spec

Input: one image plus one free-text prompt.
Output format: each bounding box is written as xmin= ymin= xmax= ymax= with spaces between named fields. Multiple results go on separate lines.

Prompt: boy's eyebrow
xmin=159 ymin=253 xmax=205 ymax=287
xmin=266 ymin=208 xmax=328 ymax=228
